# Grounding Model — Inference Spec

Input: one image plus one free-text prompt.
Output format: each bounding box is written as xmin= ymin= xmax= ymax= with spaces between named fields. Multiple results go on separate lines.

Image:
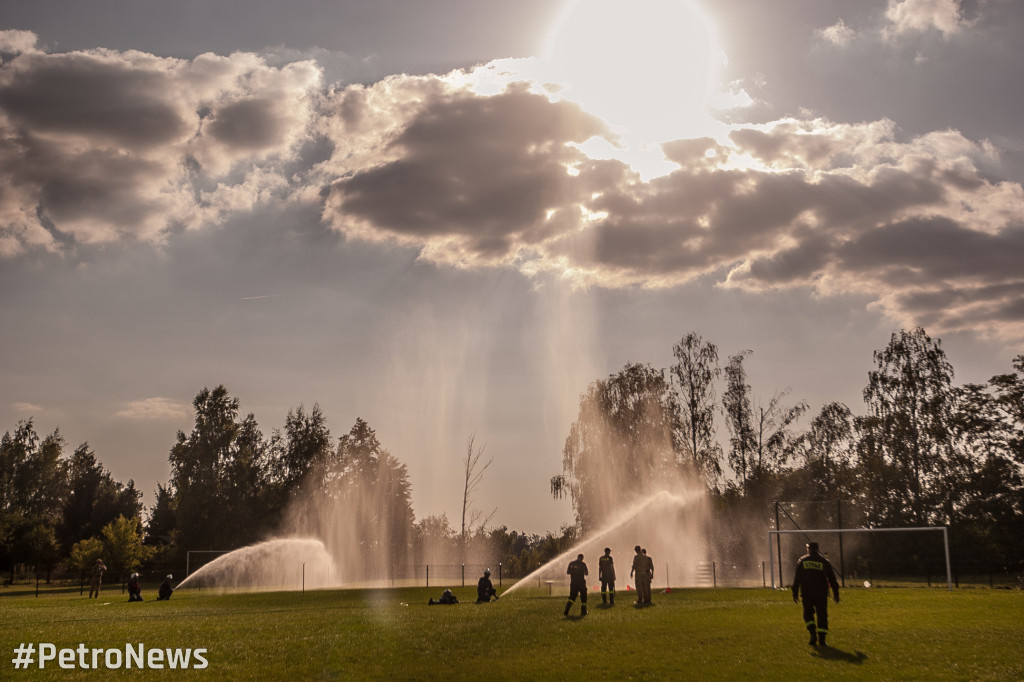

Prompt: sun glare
xmin=542 ymin=0 xmax=723 ymax=176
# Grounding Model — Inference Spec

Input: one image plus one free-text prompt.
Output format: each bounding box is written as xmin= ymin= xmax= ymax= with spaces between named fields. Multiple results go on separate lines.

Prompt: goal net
xmin=768 ymin=527 xmax=951 ymax=590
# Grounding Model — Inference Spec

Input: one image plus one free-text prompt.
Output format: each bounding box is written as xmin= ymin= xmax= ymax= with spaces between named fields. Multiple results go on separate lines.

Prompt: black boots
xmin=818 ymin=633 xmax=827 ymax=647
xmin=564 ymin=601 xmax=571 ymax=616
xmin=808 ymin=627 xmax=817 ymax=646
xmin=581 ymin=604 xmax=588 ymax=616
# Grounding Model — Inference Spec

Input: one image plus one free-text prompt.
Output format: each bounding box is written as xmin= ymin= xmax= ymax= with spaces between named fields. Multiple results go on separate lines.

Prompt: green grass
xmin=2 ymin=583 xmax=1021 ymax=680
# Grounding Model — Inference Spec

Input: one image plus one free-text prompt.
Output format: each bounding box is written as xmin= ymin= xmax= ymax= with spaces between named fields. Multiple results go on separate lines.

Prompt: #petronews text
xmin=11 ymin=642 xmax=208 ymax=670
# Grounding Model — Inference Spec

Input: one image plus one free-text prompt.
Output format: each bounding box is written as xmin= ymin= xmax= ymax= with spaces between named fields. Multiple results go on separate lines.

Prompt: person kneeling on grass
xmin=127 ymin=572 xmax=143 ymax=602
xmin=157 ymin=574 xmax=174 ymax=601
xmin=477 ymin=568 xmax=499 ymax=602
xmin=429 ymin=588 xmax=459 ymax=605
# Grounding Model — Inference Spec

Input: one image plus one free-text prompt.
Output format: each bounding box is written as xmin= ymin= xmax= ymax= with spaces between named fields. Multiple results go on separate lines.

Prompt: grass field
xmin=2 ymin=582 xmax=1021 ymax=680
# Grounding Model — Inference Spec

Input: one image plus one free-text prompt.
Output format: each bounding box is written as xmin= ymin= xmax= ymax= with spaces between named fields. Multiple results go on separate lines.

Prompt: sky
xmin=2 ymin=0 xmax=1022 ymax=533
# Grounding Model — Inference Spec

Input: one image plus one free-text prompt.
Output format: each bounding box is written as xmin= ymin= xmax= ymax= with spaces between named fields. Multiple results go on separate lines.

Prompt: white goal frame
xmin=768 ymin=527 xmax=952 ymax=591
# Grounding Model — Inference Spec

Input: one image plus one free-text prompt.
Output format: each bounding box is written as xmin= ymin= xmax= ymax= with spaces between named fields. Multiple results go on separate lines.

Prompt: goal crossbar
xmin=768 ymin=526 xmax=952 ymax=591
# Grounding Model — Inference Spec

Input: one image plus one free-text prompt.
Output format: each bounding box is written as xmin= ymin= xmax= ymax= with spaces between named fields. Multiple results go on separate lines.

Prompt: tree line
xmin=2 ymin=327 xmax=1022 ymax=583
xmin=551 ymin=328 xmax=1023 ymax=573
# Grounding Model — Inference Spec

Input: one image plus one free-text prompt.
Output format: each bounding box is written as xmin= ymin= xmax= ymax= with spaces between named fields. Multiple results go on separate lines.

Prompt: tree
xmin=862 ymin=328 xmax=955 ymax=525
xmin=58 ymin=442 xmax=142 ymax=555
xmin=460 ymin=433 xmax=494 ymax=561
xmin=145 ymin=483 xmax=178 ymax=546
xmin=221 ymin=413 xmax=273 ymax=544
xmin=750 ymin=389 xmax=807 ymax=478
xmin=169 ymin=386 xmax=242 ymax=550
xmin=989 ymin=354 xmax=1024 ymax=466
xmin=68 ymin=536 xmax=105 ymax=580
xmin=670 ymin=332 xmax=723 ymax=489
xmin=722 ymin=351 xmax=756 ymax=488
xmin=552 ymin=362 xmax=678 ymax=532
xmin=0 ymin=419 xmax=40 ymax=516
xmin=794 ymin=402 xmax=856 ymax=500
xmin=0 ymin=421 xmax=68 ymax=581
xmin=101 ymin=515 xmax=152 ymax=583
xmin=296 ymin=418 xmax=416 ymax=582
xmin=272 ymin=403 xmax=333 ymax=497
xmin=415 ymin=514 xmax=457 ymax=567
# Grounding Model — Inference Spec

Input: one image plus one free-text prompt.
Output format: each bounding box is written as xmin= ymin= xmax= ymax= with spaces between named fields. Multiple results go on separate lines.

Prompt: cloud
xmin=2 ymin=42 xmax=1023 ymax=342
xmin=883 ymin=0 xmax=976 ymax=38
xmin=321 ymin=79 xmax=610 ymax=266
xmin=321 ymin=76 xmax=1024 ymax=338
xmin=818 ymin=19 xmax=857 ymax=47
xmin=0 ymin=42 xmax=321 ymax=254
xmin=115 ymin=397 xmax=191 ymax=421
xmin=11 ymin=401 xmax=44 ymax=414
xmin=0 ymin=30 xmax=40 ymax=56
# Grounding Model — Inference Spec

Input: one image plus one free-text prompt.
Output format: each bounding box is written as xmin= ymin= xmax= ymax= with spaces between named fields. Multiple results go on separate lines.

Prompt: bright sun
xmin=543 ymin=0 xmax=722 ymax=152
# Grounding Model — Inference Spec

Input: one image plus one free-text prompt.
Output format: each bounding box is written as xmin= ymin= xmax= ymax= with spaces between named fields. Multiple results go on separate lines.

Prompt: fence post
xmin=762 ymin=561 xmax=765 ymax=588
xmin=498 ymin=563 xmax=502 ymax=587
xmin=426 ymin=565 xmax=429 ymax=588
xmin=462 ymin=564 xmax=465 ymax=587
xmin=712 ymin=562 xmax=717 ymax=588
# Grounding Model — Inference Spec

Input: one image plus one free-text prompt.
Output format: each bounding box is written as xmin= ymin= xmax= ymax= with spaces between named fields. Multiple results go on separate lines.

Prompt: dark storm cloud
xmin=325 ymin=83 xmax=608 ymax=260
xmin=0 ymin=50 xmax=189 ymax=148
xmin=205 ymin=97 xmax=290 ymax=151
xmin=839 ymin=217 xmax=1024 ymax=280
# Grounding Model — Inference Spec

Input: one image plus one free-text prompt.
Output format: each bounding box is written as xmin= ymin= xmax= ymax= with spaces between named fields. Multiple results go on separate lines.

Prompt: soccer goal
xmin=185 ymin=550 xmax=234 ymax=578
xmin=768 ymin=527 xmax=952 ymax=590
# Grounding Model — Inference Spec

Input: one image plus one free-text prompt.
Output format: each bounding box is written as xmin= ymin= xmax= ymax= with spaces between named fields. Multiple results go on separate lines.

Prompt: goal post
xmin=185 ymin=550 xmax=234 ymax=578
xmin=768 ymin=527 xmax=952 ymax=591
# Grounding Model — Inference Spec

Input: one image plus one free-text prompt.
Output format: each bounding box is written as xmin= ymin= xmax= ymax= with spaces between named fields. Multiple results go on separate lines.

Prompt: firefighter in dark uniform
xmin=792 ymin=542 xmax=840 ymax=646
xmin=564 ymin=553 xmax=589 ymax=617
xmin=598 ymin=547 xmax=615 ymax=605
xmin=477 ymin=568 xmax=498 ymax=602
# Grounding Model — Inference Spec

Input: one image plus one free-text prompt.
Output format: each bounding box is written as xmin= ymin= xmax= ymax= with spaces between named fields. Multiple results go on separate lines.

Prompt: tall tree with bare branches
xmin=461 ymin=433 xmax=494 ymax=561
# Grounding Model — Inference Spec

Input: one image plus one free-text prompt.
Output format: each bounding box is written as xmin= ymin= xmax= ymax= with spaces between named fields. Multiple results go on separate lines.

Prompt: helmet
xmin=604 ymin=547 xmax=611 ymax=553
xmin=130 ymin=573 xmax=138 ymax=580
xmin=166 ymin=574 xmax=173 ymax=580
xmin=484 ymin=568 xmax=491 ymax=576
xmin=807 ymin=542 xmax=819 ymax=553
xmin=634 ymin=545 xmax=642 ymax=553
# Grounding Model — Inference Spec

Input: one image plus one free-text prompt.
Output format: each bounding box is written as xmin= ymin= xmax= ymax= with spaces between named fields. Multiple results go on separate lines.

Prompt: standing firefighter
xmin=598 ymin=547 xmax=615 ymax=605
xmin=564 ymin=553 xmax=589 ymax=617
xmin=641 ymin=548 xmax=654 ymax=605
xmin=88 ymin=558 xmax=107 ymax=599
xmin=630 ymin=545 xmax=652 ymax=606
xmin=792 ymin=542 xmax=840 ymax=646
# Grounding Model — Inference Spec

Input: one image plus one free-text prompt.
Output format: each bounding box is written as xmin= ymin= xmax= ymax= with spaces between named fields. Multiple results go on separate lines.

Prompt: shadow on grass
xmin=813 ymin=646 xmax=868 ymax=664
